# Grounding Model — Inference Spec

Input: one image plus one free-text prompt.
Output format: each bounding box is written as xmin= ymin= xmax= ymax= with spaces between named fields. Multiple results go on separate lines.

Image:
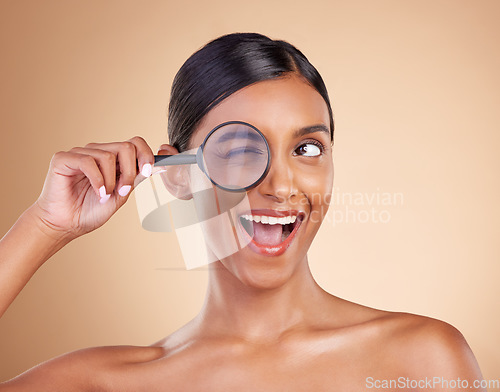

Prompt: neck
xmin=195 ymin=255 xmax=330 ymax=343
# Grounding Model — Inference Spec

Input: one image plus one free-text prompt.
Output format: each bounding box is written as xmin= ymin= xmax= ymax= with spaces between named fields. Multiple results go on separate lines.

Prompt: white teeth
xmin=241 ymin=214 xmax=298 ymax=225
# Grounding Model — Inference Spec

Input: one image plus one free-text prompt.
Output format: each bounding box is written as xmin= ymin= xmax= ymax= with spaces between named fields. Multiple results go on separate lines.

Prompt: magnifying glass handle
xmin=154 ymin=154 xmax=197 ymax=166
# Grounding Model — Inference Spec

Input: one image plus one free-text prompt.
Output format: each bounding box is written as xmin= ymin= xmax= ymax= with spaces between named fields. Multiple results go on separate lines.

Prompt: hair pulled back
xmin=168 ymin=32 xmax=334 ymax=152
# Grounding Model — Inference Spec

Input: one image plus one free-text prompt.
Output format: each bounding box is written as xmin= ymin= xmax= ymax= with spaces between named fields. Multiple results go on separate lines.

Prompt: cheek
xmin=191 ymin=173 xmax=254 ymax=262
xmin=298 ymin=163 xmax=333 ymax=224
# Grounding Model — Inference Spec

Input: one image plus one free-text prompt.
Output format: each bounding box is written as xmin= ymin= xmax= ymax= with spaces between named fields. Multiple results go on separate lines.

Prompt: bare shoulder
xmin=334 ymin=299 xmax=477 ymax=360
xmin=0 ymin=344 xmax=166 ymax=392
xmin=325 ymin=297 xmax=483 ymax=383
xmin=373 ymin=311 xmax=484 ymax=381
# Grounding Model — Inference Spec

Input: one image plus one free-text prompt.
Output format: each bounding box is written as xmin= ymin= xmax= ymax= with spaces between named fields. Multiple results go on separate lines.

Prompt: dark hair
xmin=168 ymin=32 xmax=334 ymax=152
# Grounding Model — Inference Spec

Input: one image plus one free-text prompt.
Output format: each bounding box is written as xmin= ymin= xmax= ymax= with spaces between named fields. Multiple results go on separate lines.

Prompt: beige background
xmin=1 ymin=0 xmax=499 ymax=382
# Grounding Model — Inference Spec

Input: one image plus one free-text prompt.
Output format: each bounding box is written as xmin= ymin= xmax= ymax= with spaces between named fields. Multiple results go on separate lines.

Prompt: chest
xmin=106 ymin=344 xmax=390 ymax=392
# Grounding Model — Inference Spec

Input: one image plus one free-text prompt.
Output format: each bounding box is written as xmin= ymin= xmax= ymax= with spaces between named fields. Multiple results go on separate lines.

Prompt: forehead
xmin=190 ymin=74 xmax=330 ymax=147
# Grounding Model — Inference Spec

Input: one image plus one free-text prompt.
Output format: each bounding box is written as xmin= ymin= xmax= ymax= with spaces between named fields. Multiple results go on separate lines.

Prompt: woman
xmin=0 ymin=33 xmax=484 ymax=391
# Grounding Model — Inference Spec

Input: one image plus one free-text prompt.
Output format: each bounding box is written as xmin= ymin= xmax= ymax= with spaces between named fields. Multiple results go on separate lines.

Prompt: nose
xmin=255 ymin=152 xmax=298 ymax=203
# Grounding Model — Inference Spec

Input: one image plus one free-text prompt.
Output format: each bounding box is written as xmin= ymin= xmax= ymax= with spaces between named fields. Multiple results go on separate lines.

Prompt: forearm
xmin=0 ymin=205 xmax=71 ymax=318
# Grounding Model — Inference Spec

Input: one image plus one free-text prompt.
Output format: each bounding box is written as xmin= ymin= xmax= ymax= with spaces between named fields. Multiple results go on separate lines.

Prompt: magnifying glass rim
xmin=197 ymin=120 xmax=271 ymax=193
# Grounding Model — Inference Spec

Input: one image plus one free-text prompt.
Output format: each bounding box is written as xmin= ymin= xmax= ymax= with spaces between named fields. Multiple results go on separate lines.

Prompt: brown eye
xmin=294 ymin=143 xmax=323 ymax=157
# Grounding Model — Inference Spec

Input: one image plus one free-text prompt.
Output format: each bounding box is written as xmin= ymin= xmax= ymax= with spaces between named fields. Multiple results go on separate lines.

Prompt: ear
xmin=157 ymin=144 xmax=193 ymax=200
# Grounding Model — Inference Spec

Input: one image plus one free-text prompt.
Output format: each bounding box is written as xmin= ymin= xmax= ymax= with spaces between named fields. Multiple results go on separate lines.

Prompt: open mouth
xmin=237 ymin=211 xmax=305 ymax=255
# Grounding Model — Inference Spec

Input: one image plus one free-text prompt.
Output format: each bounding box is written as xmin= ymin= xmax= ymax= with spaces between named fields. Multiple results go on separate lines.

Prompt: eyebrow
xmin=207 ymin=123 xmax=331 ymax=145
xmin=293 ymin=124 xmax=330 ymax=138
xmin=215 ymin=129 xmax=264 ymax=143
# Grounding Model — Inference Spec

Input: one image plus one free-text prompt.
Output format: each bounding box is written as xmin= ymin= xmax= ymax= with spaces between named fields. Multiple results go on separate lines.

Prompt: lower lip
xmin=237 ymin=215 xmax=303 ymax=257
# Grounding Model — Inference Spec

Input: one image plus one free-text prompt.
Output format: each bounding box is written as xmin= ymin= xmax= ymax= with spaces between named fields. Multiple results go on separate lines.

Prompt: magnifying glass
xmin=154 ymin=121 xmax=271 ymax=192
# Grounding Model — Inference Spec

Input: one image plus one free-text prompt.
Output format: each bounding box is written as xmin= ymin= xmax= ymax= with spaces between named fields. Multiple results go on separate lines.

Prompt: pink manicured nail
xmin=99 ymin=194 xmax=111 ymax=204
xmin=99 ymin=185 xmax=107 ymax=198
xmin=118 ymin=185 xmax=131 ymax=197
xmin=141 ymin=163 xmax=152 ymax=177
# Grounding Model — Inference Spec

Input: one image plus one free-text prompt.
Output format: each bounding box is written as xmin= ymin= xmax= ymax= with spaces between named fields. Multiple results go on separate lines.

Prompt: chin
xmin=204 ymin=207 xmax=319 ymax=289
xmin=218 ymin=245 xmax=309 ymax=291
xmin=234 ymin=266 xmax=296 ymax=291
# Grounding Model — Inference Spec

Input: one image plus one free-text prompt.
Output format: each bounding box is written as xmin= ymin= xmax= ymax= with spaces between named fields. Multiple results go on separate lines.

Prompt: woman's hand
xmin=31 ymin=137 xmax=155 ymax=242
xmin=0 ymin=137 xmax=158 ymax=320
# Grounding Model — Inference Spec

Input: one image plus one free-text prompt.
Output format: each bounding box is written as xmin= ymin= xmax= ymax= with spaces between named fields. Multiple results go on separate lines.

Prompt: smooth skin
xmin=0 ymin=74 xmax=485 ymax=391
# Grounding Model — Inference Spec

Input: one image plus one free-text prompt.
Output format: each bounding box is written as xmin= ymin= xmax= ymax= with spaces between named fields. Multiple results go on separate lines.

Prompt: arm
xmin=396 ymin=315 xmax=486 ymax=392
xmin=417 ymin=320 xmax=485 ymax=391
xmin=0 ymin=205 xmax=70 ymax=319
xmin=0 ymin=137 xmax=156 ymax=387
xmin=0 ymin=348 xmax=100 ymax=392
xmin=0 ymin=345 xmax=166 ymax=391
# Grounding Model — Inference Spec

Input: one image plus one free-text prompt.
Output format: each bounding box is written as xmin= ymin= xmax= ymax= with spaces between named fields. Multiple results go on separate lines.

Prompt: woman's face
xmin=188 ymin=73 xmax=333 ymax=289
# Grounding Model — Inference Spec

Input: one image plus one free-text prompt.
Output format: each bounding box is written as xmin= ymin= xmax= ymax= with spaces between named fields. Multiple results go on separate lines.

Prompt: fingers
xmin=67 ymin=137 xmax=155 ymax=203
xmin=127 ymin=136 xmax=155 ymax=177
xmin=69 ymin=147 xmax=118 ymax=200
xmin=51 ymin=151 xmax=109 ymax=201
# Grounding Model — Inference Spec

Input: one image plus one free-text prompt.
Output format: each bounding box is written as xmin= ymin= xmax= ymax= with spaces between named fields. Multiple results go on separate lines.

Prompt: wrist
xmin=24 ymin=203 xmax=75 ymax=249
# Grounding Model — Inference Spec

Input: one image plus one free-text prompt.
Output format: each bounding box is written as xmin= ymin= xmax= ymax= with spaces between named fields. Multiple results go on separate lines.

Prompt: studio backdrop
xmin=0 ymin=0 xmax=499 ymax=382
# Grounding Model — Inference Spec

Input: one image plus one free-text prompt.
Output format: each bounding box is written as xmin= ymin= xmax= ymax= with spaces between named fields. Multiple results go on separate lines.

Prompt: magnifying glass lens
xmin=202 ymin=123 xmax=269 ymax=191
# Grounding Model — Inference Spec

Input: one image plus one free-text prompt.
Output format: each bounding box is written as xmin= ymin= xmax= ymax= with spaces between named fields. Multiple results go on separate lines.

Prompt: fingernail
xmin=118 ymin=185 xmax=131 ymax=197
xmin=141 ymin=163 xmax=152 ymax=177
xmin=99 ymin=194 xmax=111 ymax=204
xmin=99 ymin=185 xmax=107 ymax=198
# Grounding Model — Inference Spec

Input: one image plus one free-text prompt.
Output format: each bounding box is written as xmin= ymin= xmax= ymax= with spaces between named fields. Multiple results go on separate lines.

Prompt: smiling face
xmin=188 ymin=73 xmax=334 ymax=289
